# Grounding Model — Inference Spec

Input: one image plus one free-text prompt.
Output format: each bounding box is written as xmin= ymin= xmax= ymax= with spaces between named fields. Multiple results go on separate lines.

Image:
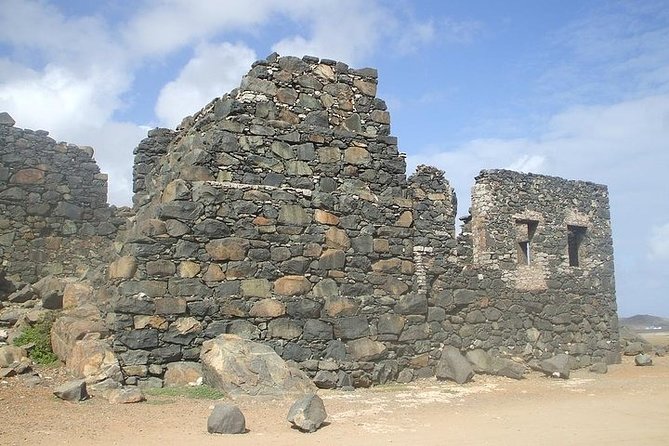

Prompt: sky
xmin=0 ymin=0 xmax=667 ymax=317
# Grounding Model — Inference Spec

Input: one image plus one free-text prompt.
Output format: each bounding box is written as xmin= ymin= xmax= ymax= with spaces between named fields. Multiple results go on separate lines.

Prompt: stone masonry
xmin=0 ymin=113 xmax=126 ymax=290
xmin=101 ymin=54 xmax=620 ymax=388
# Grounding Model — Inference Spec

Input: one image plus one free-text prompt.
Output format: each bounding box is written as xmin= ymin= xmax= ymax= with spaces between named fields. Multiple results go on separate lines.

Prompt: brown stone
xmin=253 ymin=216 xmax=273 ymax=226
xmin=203 ymin=264 xmax=226 ymax=282
xmin=178 ymin=261 xmax=200 ymax=278
xmin=314 ymin=210 xmax=339 ymax=225
xmin=274 ymin=276 xmax=312 ymax=296
xmin=373 ymin=239 xmax=390 ymax=252
xmin=249 ymin=299 xmax=286 ymax=317
xmin=382 ymin=277 xmax=409 ymax=296
xmin=146 ymin=260 xmax=176 ymax=276
xmin=108 ymin=256 xmax=137 ymax=280
xmin=317 ymin=147 xmax=341 ymax=163
xmin=324 ymin=296 xmax=359 ymax=317
xmin=396 ymin=210 xmax=413 ymax=228
xmin=325 ymin=227 xmax=350 ymax=250
xmin=347 ymin=338 xmax=387 ymax=361
xmin=409 ymin=353 xmax=430 ymax=369
xmin=172 ymin=317 xmax=202 ymax=335
xmin=134 ymin=315 xmax=168 ymax=330
xmin=371 ymin=258 xmax=402 ymax=273
xmin=240 ymin=279 xmax=271 ymax=297
xmin=206 ymin=238 xmax=249 ymax=261
xmin=164 ymin=362 xmax=203 ymax=387
xmin=313 ymin=64 xmax=336 ymax=82
xmin=161 ymin=179 xmax=190 ymax=202
xmin=353 ymin=79 xmax=377 ymax=96
xmin=344 ymin=147 xmax=371 ymax=165
xmin=268 ymin=319 xmax=302 ymax=339
xmin=155 ymin=297 xmax=187 ymax=315
xmin=303 ymin=243 xmax=323 ymax=258
xmin=11 ymin=168 xmax=44 ymax=184
xmin=138 ymin=219 xmax=167 ymax=236
xmin=63 ymin=282 xmax=93 ymax=309
xmin=66 ymin=338 xmax=121 ymax=384
xmin=276 ymin=87 xmax=298 ymax=104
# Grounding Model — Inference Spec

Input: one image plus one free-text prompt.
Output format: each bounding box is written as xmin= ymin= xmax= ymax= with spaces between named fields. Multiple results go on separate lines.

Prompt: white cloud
xmin=649 ymin=223 xmax=669 ymax=260
xmin=155 ymin=42 xmax=257 ymax=127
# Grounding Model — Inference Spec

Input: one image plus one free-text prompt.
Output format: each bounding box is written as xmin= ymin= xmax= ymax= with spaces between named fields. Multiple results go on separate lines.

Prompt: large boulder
xmin=200 ymin=334 xmax=316 ymax=396
xmin=539 ymin=353 xmax=570 ymax=378
xmin=466 ymin=349 xmax=526 ymax=380
xmin=66 ymin=336 xmax=121 ymax=385
xmin=287 ymin=393 xmax=327 ymax=433
xmin=50 ymin=305 xmax=108 ymax=362
xmin=436 ymin=346 xmax=474 ymax=384
xmin=32 ymin=275 xmax=67 ymax=310
xmin=207 ymin=404 xmax=246 ymax=434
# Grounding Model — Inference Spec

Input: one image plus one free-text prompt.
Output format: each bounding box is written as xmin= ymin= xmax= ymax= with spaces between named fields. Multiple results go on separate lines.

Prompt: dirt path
xmin=1 ymin=356 xmax=667 ymax=446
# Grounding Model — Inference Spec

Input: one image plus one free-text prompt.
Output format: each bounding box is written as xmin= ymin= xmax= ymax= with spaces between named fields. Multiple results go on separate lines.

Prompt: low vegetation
xmin=144 ymin=385 xmax=226 ymax=400
xmin=13 ymin=315 xmax=59 ymax=365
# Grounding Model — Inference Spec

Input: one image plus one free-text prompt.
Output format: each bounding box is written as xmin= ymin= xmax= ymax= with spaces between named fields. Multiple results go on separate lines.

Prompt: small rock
xmin=589 ymin=362 xmax=608 ymax=374
xmin=313 ymin=370 xmax=337 ymax=389
xmin=107 ymin=387 xmax=145 ymax=404
xmin=54 ymin=379 xmax=89 ymax=401
xmin=22 ymin=374 xmax=43 ymax=387
xmin=0 ymin=329 xmax=8 ymax=342
xmin=207 ymin=404 xmax=246 ymax=434
xmin=539 ymin=354 xmax=570 ymax=379
xmin=7 ymin=285 xmax=36 ymax=304
xmin=287 ymin=393 xmax=327 ymax=433
xmin=634 ymin=354 xmax=653 ymax=366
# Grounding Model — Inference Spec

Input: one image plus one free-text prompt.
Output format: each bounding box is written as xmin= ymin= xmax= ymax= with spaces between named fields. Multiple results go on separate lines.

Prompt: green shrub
xmin=13 ymin=315 xmax=59 ymax=365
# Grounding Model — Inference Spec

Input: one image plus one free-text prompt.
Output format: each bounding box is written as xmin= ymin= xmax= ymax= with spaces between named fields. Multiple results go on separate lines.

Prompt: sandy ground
xmin=1 ymin=353 xmax=668 ymax=446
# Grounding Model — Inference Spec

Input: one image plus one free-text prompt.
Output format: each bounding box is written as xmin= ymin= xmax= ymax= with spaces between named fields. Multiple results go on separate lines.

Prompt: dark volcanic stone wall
xmin=0 ymin=115 xmax=124 ymax=288
xmin=105 ymin=54 xmax=619 ymax=388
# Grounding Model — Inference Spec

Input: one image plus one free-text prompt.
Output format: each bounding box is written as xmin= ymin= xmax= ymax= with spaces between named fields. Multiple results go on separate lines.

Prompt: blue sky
xmin=1 ymin=0 xmax=668 ymax=317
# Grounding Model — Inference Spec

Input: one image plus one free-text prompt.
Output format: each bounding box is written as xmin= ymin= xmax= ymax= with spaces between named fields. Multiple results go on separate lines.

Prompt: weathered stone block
xmin=347 ymin=337 xmax=387 ymax=361
xmin=333 ymin=316 xmax=369 ymax=339
xmin=249 ymin=299 xmax=286 ymax=317
xmin=274 ymin=275 xmax=311 ymax=296
xmin=206 ymin=238 xmax=249 ymax=261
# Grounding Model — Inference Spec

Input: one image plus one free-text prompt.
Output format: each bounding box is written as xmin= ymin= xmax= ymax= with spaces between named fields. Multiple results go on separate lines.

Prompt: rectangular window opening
xmin=516 ymin=219 xmax=538 ymax=265
xmin=568 ymin=225 xmax=587 ymax=267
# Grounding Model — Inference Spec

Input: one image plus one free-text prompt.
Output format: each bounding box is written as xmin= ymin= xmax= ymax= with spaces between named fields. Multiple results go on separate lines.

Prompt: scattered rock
xmin=50 ymin=306 xmax=108 ymax=362
xmin=634 ymin=354 xmax=653 ymax=366
xmin=200 ymin=334 xmax=316 ymax=396
xmin=287 ymin=393 xmax=327 ymax=433
xmin=539 ymin=354 xmax=570 ymax=378
xmin=589 ymin=362 xmax=608 ymax=374
xmin=0 ymin=345 xmax=27 ymax=367
xmin=107 ymin=387 xmax=145 ymax=404
xmin=7 ymin=285 xmax=36 ymax=304
xmin=436 ymin=346 xmax=474 ymax=384
xmin=207 ymin=404 xmax=246 ymax=434
xmin=53 ymin=379 xmax=89 ymax=401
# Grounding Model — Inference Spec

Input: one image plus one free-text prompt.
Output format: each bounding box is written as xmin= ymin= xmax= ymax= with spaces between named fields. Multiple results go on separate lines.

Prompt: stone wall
xmin=105 ymin=54 xmax=619 ymax=388
xmin=0 ymin=113 xmax=124 ymax=289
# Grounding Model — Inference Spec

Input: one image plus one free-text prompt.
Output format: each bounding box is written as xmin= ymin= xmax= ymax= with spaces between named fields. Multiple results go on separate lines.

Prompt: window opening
xmin=516 ymin=220 xmax=538 ymax=266
xmin=567 ymin=225 xmax=586 ymax=267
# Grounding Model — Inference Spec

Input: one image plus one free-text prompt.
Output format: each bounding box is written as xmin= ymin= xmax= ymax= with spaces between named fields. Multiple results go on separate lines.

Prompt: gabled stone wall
xmin=0 ymin=115 xmax=125 ymax=288
xmin=104 ymin=54 xmax=619 ymax=388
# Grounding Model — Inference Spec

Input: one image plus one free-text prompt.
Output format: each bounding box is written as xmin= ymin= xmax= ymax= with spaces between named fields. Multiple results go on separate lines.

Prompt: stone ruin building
xmin=0 ymin=54 xmax=620 ymax=388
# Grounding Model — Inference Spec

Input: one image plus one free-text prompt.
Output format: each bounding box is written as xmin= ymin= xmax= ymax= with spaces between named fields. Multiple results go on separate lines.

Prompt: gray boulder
xmin=539 ymin=354 xmax=570 ymax=378
xmin=287 ymin=393 xmax=327 ymax=433
xmin=436 ymin=346 xmax=474 ymax=384
xmin=107 ymin=387 xmax=145 ymax=404
xmin=53 ymin=379 xmax=89 ymax=401
xmin=634 ymin=354 xmax=653 ymax=366
xmin=200 ymin=334 xmax=316 ymax=396
xmin=207 ymin=404 xmax=246 ymax=434
xmin=589 ymin=362 xmax=608 ymax=374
